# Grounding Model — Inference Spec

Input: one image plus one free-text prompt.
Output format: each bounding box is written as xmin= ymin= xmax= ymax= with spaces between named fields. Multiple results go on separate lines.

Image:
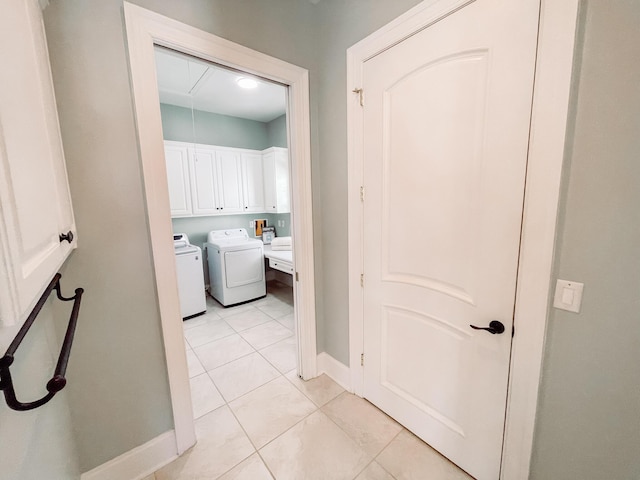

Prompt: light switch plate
xmin=553 ymin=279 xmax=584 ymax=313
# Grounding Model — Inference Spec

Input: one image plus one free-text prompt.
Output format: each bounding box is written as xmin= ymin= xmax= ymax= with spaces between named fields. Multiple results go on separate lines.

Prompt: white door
xmin=164 ymin=143 xmax=192 ymax=217
xmin=262 ymin=148 xmax=290 ymax=213
xmin=215 ymin=149 xmax=243 ymax=214
xmin=189 ymin=147 xmax=218 ymax=215
xmin=241 ymin=152 xmax=265 ymax=213
xmin=362 ymin=1 xmax=539 ymax=478
xmin=262 ymin=150 xmax=277 ymax=212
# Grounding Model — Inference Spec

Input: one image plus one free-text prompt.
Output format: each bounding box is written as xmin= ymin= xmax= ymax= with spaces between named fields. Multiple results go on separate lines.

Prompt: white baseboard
xmin=81 ymin=430 xmax=178 ymax=480
xmin=316 ymin=352 xmax=351 ymax=392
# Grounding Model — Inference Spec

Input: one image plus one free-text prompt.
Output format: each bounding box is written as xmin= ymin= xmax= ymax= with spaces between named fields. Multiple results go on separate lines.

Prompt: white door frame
xmin=346 ymin=0 xmax=579 ymax=478
xmin=124 ymin=2 xmax=317 ymax=454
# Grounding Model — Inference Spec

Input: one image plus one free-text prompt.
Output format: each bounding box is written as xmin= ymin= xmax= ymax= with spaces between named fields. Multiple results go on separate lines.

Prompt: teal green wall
xmin=160 ymin=103 xmax=276 ymax=150
xmin=530 ymin=2 xmax=640 ymax=478
xmin=266 ymin=114 xmax=287 ymax=148
xmin=172 ymin=213 xmax=290 ymax=248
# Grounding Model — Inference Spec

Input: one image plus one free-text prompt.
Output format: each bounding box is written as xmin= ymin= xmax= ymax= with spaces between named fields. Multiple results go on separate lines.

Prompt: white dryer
xmin=205 ymin=229 xmax=266 ymax=307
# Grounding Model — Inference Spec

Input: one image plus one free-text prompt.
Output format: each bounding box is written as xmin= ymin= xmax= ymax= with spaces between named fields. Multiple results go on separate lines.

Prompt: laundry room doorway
xmin=124 ymin=3 xmax=317 ymax=455
xmin=155 ymin=44 xmax=301 ymax=421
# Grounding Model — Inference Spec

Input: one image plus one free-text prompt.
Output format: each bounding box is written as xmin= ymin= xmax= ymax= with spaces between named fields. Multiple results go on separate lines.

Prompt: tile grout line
xmin=217 ymin=366 xmax=315 ymax=480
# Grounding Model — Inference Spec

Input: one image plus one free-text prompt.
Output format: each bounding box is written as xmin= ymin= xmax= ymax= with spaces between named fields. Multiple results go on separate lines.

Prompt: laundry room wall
xmin=160 ymin=103 xmax=272 ymax=150
xmin=172 ymin=214 xmax=288 ymax=248
xmin=267 ymin=114 xmax=288 ymax=148
xmin=42 ymin=0 xmax=319 ymax=472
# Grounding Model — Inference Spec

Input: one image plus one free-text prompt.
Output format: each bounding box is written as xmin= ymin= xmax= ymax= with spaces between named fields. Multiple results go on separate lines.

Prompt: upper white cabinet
xmin=189 ymin=147 xmax=218 ymax=215
xmin=188 ymin=146 xmax=243 ymax=215
xmin=188 ymin=147 xmax=232 ymax=215
xmin=215 ymin=149 xmax=244 ymax=214
xmin=0 ymin=0 xmax=77 ymax=326
xmin=241 ymin=152 xmax=265 ymax=213
xmin=164 ymin=142 xmax=192 ymax=217
xmin=263 ymin=147 xmax=290 ymax=214
xmin=165 ymin=141 xmax=287 ymax=218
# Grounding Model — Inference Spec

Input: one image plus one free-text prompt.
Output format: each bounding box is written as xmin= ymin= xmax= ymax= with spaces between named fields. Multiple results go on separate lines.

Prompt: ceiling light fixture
xmin=237 ymin=77 xmax=258 ymax=89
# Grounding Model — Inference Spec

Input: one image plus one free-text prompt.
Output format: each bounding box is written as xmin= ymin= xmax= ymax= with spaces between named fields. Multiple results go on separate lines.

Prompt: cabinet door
xmin=263 ymin=148 xmax=290 ymax=214
xmin=215 ymin=150 xmax=243 ymax=214
xmin=164 ymin=144 xmax=192 ymax=217
xmin=0 ymin=0 xmax=76 ymax=326
xmin=241 ymin=152 xmax=265 ymax=213
xmin=274 ymin=149 xmax=291 ymax=214
xmin=263 ymin=152 xmax=277 ymax=212
xmin=189 ymin=148 xmax=219 ymax=215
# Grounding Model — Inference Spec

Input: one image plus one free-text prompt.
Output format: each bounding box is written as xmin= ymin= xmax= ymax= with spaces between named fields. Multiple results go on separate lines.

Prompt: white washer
xmin=174 ymin=233 xmax=206 ymax=319
xmin=205 ymin=229 xmax=266 ymax=307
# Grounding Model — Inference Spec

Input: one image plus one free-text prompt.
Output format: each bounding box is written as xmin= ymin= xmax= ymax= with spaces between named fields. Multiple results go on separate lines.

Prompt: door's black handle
xmin=470 ymin=320 xmax=505 ymax=335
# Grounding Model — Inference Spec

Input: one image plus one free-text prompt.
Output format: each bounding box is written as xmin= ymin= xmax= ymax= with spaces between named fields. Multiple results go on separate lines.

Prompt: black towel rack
xmin=0 ymin=273 xmax=83 ymax=411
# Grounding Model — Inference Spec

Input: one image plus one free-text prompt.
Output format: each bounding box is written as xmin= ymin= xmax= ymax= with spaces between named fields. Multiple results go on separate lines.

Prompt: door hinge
xmin=361 ymin=353 xmax=364 ymax=366
xmin=295 ymin=272 xmax=299 ymax=282
xmin=360 ymin=273 xmax=364 ymax=287
xmin=353 ymin=88 xmax=364 ymax=107
xmin=512 ymin=325 xmax=515 ymax=338
xmin=360 ymin=186 xmax=365 ymax=202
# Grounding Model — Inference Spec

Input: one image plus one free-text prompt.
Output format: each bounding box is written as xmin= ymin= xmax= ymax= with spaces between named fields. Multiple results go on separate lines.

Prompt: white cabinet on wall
xmin=189 ymin=147 xmax=243 ymax=215
xmin=164 ymin=141 xmax=289 ymax=218
xmin=164 ymin=142 xmax=192 ymax=217
xmin=0 ymin=0 xmax=76 ymax=326
xmin=189 ymin=147 xmax=218 ymax=215
xmin=215 ymin=149 xmax=244 ymax=214
xmin=241 ymin=152 xmax=265 ymax=213
xmin=263 ymin=147 xmax=290 ymax=213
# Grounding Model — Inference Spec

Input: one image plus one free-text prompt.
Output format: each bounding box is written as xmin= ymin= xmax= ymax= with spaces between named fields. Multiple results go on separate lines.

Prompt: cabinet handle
xmin=59 ymin=231 xmax=74 ymax=244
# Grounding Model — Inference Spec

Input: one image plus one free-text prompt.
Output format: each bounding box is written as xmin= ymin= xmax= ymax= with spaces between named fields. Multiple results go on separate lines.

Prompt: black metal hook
xmin=0 ymin=273 xmax=83 ymax=411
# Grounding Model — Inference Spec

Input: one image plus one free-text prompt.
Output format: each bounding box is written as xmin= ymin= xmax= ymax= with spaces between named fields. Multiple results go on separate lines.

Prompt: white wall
xmin=530 ymin=1 xmax=640 ymax=478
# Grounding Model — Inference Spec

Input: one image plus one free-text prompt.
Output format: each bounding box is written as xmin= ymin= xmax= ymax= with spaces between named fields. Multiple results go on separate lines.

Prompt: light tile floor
xmin=151 ymin=281 xmax=473 ymax=480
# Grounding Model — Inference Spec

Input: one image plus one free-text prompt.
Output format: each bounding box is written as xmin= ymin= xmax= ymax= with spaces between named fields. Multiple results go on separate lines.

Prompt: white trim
xmin=346 ymin=0 xmax=579 ymax=478
xmin=316 ymin=352 xmax=351 ymax=392
xmin=501 ymin=1 xmax=580 ymax=477
xmin=80 ymin=431 xmax=177 ymax=480
xmin=123 ymin=1 xmax=317 ymax=457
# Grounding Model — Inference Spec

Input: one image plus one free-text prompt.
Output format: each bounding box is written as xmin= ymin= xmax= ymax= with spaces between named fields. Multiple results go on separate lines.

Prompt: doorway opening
xmin=154 ymin=46 xmax=299 ymax=420
xmin=124 ymin=2 xmax=317 ymax=454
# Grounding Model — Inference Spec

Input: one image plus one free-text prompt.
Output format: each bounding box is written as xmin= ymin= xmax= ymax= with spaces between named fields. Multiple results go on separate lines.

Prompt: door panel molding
xmin=347 ymin=0 xmax=580 ymax=478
